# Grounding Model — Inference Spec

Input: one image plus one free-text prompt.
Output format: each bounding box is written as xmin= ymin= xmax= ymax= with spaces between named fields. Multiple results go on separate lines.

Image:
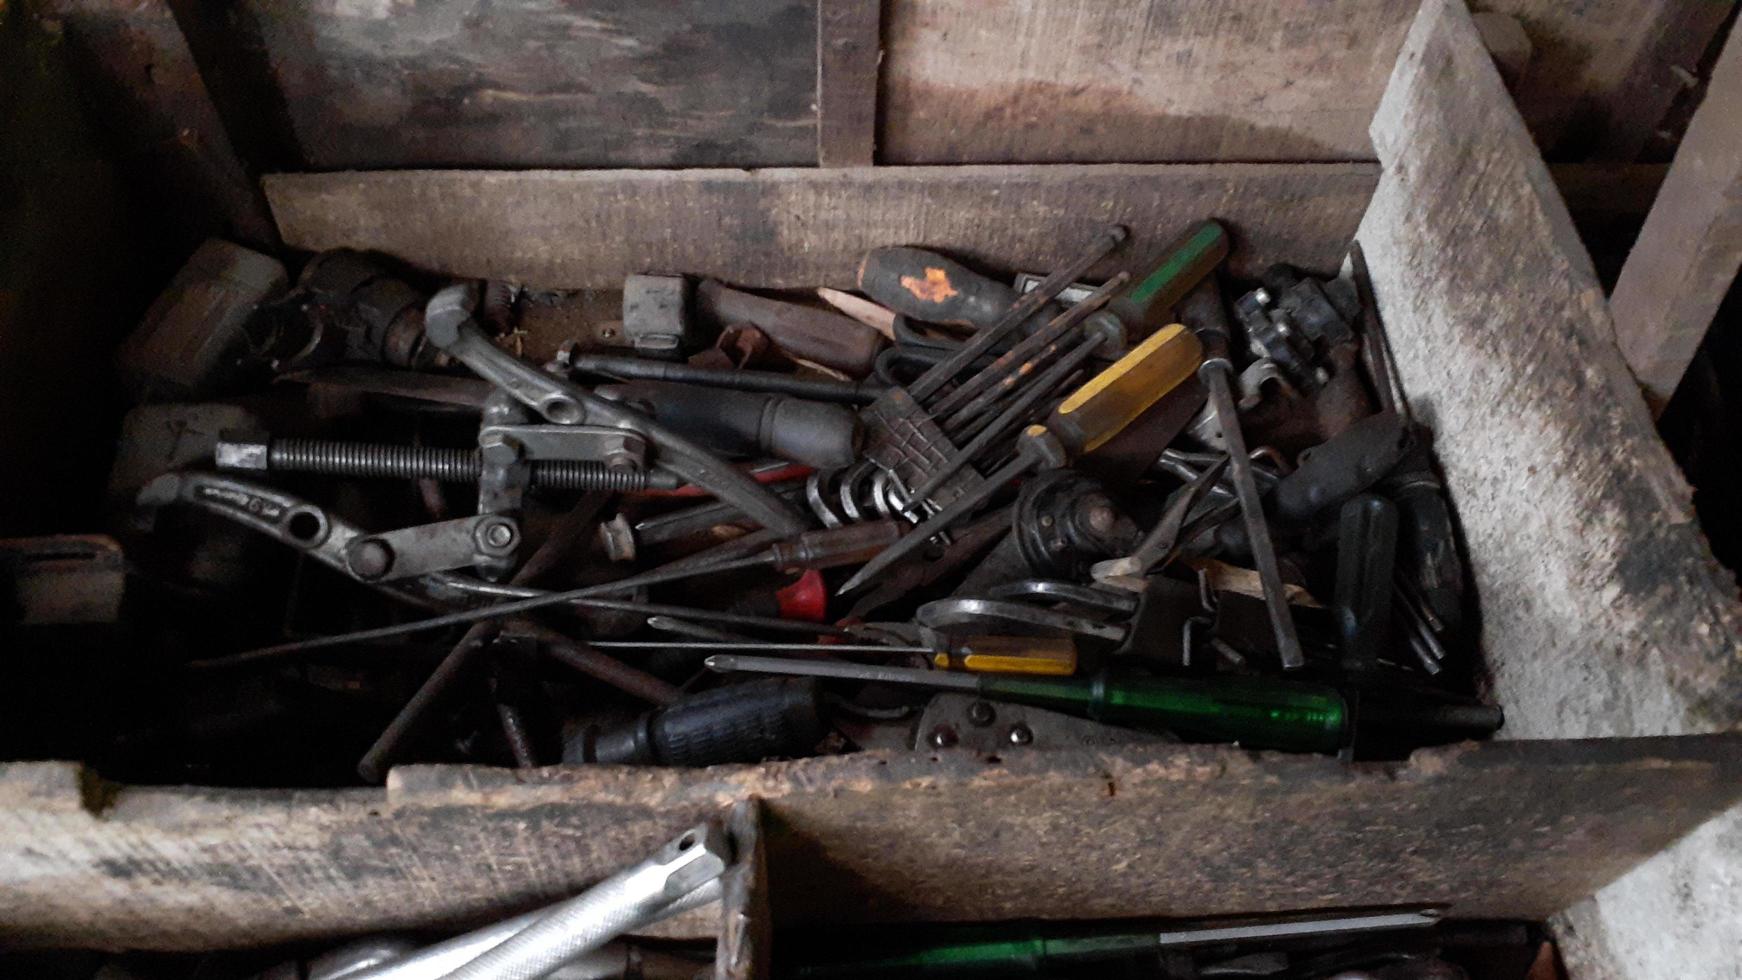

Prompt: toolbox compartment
xmin=3 ymin=1 xmax=1740 ymax=977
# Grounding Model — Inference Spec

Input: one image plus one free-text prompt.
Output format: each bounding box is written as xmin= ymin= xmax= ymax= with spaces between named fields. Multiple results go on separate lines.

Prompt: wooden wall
xmin=32 ymin=0 xmax=1731 ymax=177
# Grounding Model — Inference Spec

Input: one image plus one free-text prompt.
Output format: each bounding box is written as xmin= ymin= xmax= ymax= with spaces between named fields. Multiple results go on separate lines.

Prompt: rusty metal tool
xmin=1179 ymin=279 xmax=1305 ymax=670
xmin=840 ymin=324 xmax=1204 ymax=595
xmin=226 ymin=521 xmax=905 ymax=662
xmin=423 ymin=285 xmax=809 ymax=536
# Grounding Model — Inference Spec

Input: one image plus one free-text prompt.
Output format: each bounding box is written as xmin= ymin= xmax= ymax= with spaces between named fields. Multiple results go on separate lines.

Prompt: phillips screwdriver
xmin=837 ymin=323 xmax=1204 ymax=595
xmin=706 ymin=654 xmax=1349 ymax=754
xmin=592 ymin=635 xmax=1079 ymax=676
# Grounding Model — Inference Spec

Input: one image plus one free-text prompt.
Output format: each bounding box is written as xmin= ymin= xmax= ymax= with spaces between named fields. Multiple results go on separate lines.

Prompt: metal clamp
xmin=476 ymin=422 xmax=646 ymax=469
xmin=345 ymin=515 xmax=521 ymax=582
xmin=425 ymin=285 xmax=808 ymax=535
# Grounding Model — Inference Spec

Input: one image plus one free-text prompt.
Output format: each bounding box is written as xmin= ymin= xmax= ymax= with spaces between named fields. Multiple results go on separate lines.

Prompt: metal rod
xmin=594 ymin=642 xmax=926 ymax=654
xmin=568 ymin=354 xmax=885 ymax=404
xmin=905 ymin=333 xmax=1108 ymax=508
xmin=218 ymin=551 xmax=777 ymax=667
xmin=907 ymin=226 xmax=1127 ymax=402
xmin=932 ymin=272 xmax=1129 ymax=423
xmin=835 ymin=451 xmax=1033 ymax=596
xmin=1202 ymin=365 xmax=1305 ymax=670
xmin=705 ymin=653 xmax=979 ymax=691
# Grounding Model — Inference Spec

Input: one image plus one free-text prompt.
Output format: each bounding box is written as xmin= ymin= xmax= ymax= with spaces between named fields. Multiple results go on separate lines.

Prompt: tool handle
xmin=573 ymin=678 xmax=824 ymax=766
xmin=1048 ymin=323 xmax=1204 ymax=456
xmin=771 ymin=519 xmax=904 ymax=570
xmin=982 ymin=673 xmax=1348 ymax=754
xmin=858 ymin=246 xmax=1046 ymax=330
xmin=1333 ymin=494 xmax=1399 ymax=673
xmin=695 ymin=280 xmax=885 ymax=375
xmin=1104 ymin=219 xmax=1229 ymax=332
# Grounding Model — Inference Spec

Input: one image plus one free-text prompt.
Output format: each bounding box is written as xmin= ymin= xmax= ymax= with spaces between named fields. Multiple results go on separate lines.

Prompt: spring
xmin=804 ymin=462 xmax=918 ymax=528
xmin=265 ymin=438 xmax=657 ymax=491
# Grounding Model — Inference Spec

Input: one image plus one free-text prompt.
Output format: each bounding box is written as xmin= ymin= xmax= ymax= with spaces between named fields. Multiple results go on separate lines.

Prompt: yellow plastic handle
xmin=1050 ymin=323 xmax=1204 ymax=455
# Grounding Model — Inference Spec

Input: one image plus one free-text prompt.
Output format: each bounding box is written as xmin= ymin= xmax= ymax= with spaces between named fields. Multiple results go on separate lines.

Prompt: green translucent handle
xmin=982 ymin=672 xmax=1348 ymax=754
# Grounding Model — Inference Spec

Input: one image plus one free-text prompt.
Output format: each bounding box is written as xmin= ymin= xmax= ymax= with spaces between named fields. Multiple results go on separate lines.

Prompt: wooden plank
xmin=876 ymin=0 xmax=1728 ymax=164
xmin=234 ymin=0 xmax=817 ymax=169
xmin=266 ymin=163 xmax=1380 ymax=288
xmin=1354 ymin=3 xmax=1742 ymax=978
xmin=31 ymin=0 xmax=278 ymax=248
xmin=1 ymin=736 xmax=1737 ymax=949
xmin=816 ymin=0 xmax=881 ymax=166
xmin=1609 ymin=23 xmax=1742 ymax=414
xmin=1588 ymin=0 xmax=1736 ymax=161
xmin=717 ymin=802 xmax=770 ymax=980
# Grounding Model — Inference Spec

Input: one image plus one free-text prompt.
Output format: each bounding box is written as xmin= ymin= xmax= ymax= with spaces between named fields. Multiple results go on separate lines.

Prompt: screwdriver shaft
xmin=705 ymin=654 xmax=980 ymax=692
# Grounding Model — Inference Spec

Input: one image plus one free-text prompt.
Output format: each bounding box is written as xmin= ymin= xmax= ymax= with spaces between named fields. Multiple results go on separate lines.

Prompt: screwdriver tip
xmin=834 ymin=570 xmax=870 ymax=597
xmin=703 ymin=655 xmax=733 ymax=671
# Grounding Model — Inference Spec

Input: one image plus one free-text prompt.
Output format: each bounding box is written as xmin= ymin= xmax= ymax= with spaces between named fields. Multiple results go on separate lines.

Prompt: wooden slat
xmin=266 ymin=163 xmax=1380 ymax=288
xmin=877 ymin=0 xmax=1729 ymax=165
xmin=816 ymin=0 xmax=881 ymax=166
xmin=32 ymin=0 xmax=278 ymax=248
xmin=233 ymin=0 xmax=818 ymax=170
xmin=1609 ymin=23 xmax=1742 ymax=413
xmin=2 ymin=736 xmax=1737 ymax=950
xmin=1354 ymin=3 xmax=1742 ymax=978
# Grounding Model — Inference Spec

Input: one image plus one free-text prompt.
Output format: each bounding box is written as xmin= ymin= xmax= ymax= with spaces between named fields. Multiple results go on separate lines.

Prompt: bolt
xmin=478 ymin=431 xmax=522 ymax=467
xmin=1007 ymin=724 xmax=1034 ymax=746
xmin=966 ymin=701 xmax=996 ymax=727
xmin=347 ymin=539 xmax=395 ymax=581
xmin=1085 ymin=503 xmax=1117 ymax=535
xmin=474 ymin=518 xmax=519 ymax=556
xmin=928 ymin=724 xmax=959 ymax=749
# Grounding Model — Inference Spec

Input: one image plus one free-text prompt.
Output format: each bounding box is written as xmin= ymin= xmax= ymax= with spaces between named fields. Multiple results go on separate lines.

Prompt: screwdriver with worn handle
xmin=706 ymin=654 xmax=1349 ymax=754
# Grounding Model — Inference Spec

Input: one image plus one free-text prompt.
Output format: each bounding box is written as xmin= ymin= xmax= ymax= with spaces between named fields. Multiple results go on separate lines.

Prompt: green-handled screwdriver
xmin=705 ymin=654 xmax=1349 ymax=754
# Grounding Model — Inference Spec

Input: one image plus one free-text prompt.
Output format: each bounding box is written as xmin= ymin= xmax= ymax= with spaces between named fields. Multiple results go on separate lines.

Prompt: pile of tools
xmin=88 ymin=219 xmax=1498 ymax=784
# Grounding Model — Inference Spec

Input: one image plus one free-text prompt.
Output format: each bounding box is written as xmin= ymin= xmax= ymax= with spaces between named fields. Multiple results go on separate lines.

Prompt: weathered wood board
xmin=33 ymin=0 xmax=277 ymax=248
xmin=878 ymin=0 xmax=1730 ymax=165
xmin=1354 ymin=3 xmax=1742 ymax=979
xmin=234 ymin=0 xmax=819 ymax=169
xmin=265 ymin=163 xmax=1380 ymax=288
xmin=816 ymin=0 xmax=880 ymax=167
xmin=2 ymin=736 xmax=1738 ymax=950
xmin=1609 ymin=22 xmax=1742 ymax=413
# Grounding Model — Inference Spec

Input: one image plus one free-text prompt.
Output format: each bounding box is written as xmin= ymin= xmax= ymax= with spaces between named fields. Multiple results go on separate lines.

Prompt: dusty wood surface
xmin=717 ymin=802 xmax=770 ymax=980
xmin=233 ymin=0 xmax=817 ymax=169
xmin=877 ymin=0 xmax=1727 ymax=165
xmin=30 ymin=0 xmax=277 ymax=248
xmin=2 ymin=736 xmax=1738 ymax=950
xmin=1609 ymin=23 xmax=1742 ymax=413
xmin=265 ymin=163 xmax=1379 ymax=288
xmin=1356 ymin=3 xmax=1742 ymax=979
xmin=816 ymin=0 xmax=880 ymax=167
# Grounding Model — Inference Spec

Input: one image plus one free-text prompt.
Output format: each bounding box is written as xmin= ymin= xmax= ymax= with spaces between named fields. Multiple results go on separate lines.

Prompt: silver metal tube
xmin=437 ymin=824 xmax=729 ymax=980
xmin=337 ymin=880 xmax=721 ymax=980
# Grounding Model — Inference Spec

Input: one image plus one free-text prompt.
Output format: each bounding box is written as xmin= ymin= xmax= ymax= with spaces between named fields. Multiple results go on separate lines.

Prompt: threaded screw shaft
xmin=262 ymin=438 xmax=665 ymax=492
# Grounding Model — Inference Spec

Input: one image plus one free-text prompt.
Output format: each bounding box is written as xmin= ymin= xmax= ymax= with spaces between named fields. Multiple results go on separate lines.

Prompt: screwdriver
xmin=593 ymin=635 xmax=1079 ymax=677
xmin=705 ymin=655 xmax=1349 ymax=754
xmin=837 ymin=323 xmax=1204 ymax=595
xmin=222 ymin=521 xmax=905 ymax=663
